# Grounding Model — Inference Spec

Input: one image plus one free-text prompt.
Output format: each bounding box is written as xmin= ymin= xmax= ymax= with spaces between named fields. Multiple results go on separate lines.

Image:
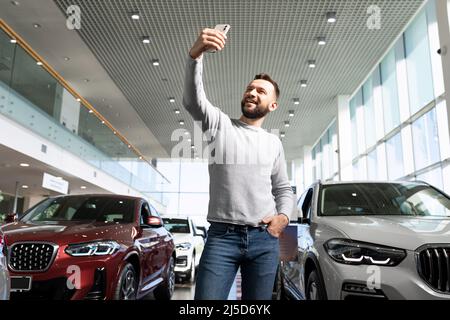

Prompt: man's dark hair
xmin=254 ymin=73 xmax=280 ymax=99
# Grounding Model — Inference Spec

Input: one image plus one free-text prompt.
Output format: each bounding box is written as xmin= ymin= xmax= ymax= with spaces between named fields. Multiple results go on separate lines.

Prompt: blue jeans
xmin=194 ymin=222 xmax=279 ymax=300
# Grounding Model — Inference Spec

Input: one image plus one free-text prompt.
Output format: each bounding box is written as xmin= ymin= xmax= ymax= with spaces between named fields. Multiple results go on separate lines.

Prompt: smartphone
xmin=209 ymin=24 xmax=231 ymax=53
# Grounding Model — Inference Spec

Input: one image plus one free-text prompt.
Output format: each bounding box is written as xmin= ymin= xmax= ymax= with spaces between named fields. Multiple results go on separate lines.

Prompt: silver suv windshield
xmin=320 ymin=183 xmax=450 ymax=217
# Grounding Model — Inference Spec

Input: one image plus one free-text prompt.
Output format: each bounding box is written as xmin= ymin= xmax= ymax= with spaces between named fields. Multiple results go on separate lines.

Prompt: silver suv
xmin=0 ymin=230 xmax=9 ymax=300
xmin=275 ymin=181 xmax=450 ymax=300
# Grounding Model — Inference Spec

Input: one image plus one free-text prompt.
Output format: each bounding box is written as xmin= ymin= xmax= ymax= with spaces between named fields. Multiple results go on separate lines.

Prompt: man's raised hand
xmin=189 ymin=28 xmax=227 ymax=60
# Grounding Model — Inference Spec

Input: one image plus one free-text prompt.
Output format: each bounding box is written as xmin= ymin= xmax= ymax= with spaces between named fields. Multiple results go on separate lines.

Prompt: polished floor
xmin=146 ymin=272 xmax=239 ymax=300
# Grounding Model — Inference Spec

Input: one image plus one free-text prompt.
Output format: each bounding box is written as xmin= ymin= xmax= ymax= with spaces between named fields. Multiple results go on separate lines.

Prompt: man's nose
xmin=249 ymin=89 xmax=257 ymax=97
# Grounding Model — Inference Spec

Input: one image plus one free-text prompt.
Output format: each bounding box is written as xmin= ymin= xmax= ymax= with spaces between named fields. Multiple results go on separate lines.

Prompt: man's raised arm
xmin=182 ymin=28 xmax=227 ymax=132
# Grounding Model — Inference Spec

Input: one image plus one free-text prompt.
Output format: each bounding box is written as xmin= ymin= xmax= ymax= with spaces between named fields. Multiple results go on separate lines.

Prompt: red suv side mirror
xmin=146 ymin=216 xmax=163 ymax=227
xmin=4 ymin=213 xmax=18 ymax=223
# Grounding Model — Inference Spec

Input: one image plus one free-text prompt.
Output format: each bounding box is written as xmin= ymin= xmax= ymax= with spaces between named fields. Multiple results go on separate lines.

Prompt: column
xmin=336 ymin=95 xmax=352 ymax=181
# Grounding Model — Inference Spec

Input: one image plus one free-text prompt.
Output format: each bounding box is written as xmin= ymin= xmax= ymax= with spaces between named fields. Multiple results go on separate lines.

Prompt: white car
xmin=162 ymin=216 xmax=205 ymax=283
xmin=0 ymin=230 xmax=10 ymax=300
xmin=275 ymin=181 xmax=450 ymax=300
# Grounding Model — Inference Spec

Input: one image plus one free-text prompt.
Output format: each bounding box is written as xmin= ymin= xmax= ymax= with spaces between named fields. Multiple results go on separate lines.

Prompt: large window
xmin=367 ymin=149 xmax=378 ymax=180
xmin=337 ymin=0 xmax=448 ymax=191
xmin=412 ymin=108 xmax=440 ymax=171
xmin=157 ymin=159 xmax=210 ymax=216
xmin=311 ymin=120 xmax=339 ymax=182
xmin=386 ymin=133 xmax=404 ymax=180
xmin=381 ymin=51 xmax=401 ymax=134
xmin=405 ymin=10 xmax=435 ymax=115
xmin=363 ymin=76 xmax=376 ymax=149
xmin=417 ymin=166 xmax=444 ymax=190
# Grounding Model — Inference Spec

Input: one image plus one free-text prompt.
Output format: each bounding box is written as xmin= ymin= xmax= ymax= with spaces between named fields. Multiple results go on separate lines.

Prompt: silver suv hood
xmin=320 ymin=215 xmax=450 ymax=251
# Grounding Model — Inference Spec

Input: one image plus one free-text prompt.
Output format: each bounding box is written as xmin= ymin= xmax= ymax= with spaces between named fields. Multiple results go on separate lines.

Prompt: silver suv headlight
xmin=176 ymin=242 xmax=192 ymax=251
xmin=324 ymin=239 xmax=406 ymax=266
xmin=65 ymin=241 xmax=120 ymax=257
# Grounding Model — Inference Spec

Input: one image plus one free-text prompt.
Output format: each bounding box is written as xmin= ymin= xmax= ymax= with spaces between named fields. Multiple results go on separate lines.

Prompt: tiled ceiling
xmin=53 ymin=0 xmax=425 ymax=160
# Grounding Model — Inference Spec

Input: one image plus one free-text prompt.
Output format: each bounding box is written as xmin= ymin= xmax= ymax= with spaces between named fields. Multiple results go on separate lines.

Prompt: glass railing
xmin=0 ymin=27 xmax=169 ymax=206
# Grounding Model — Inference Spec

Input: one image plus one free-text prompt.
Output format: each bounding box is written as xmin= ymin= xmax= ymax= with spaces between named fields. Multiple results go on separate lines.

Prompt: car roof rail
xmin=413 ymin=180 xmax=430 ymax=186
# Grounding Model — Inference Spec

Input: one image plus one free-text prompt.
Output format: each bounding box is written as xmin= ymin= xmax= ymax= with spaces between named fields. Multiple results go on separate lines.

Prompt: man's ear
xmin=269 ymin=101 xmax=279 ymax=112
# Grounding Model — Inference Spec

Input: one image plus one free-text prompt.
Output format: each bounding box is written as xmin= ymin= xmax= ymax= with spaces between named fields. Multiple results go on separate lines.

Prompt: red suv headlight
xmin=65 ymin=241 xmax=120 ymax=257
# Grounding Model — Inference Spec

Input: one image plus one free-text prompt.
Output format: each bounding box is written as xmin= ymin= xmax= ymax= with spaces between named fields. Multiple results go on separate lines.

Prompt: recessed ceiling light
xmin=142 ymin=36 xmax=150 ymax=44
xmin=36 ymin=61 xmax=43 ymax=66
xmin=84 ymin=79 xmax=90 ymax=83
xmin=139 ymin=156 xmax=143 ymax=160
xmin=300 ymin=80 xmax=308 ymax=88
xmin=80 ymin=186 xmax=87 ymax=190
xmin=169 ymin=97 xmax=175 ymax=103
xmin=289 ymin=111 xmax=295 ymax=117
xmin=174 ymin=109 xmax=181 ymax=114
xmin=33 ymin=23 xmax=41 ymax=28
xmin=308 ymin=60 xmax=316 ymax=68
xmin=19 ymin=163 xmax=30 ymax=167
xmin=128 ymin=145 xmax=131 ymax=148
xmin=11 ymin=1 xmax=20 ymax=6
xmin=152 ymin=59 xmax=160 ymax=66
xmin=10 ymin=39 xmax=17 ymax=44
xmin=293 ymin=99 xmax=300 ymax=105
xmin=76 ymin=98 xmax=81 ymax=102
xmin=184 ymin=131 xmax=190 ymax=135
xmin=280 ymin=132 xmax=286 ymax=138
xmin=179 ymin=120 xmax=185 ymax=125
xmin=101 ymin=120 xmax=105 ymax=124
xmin=317 ymin=37 xmax=327 ymax=46
xmin=191 ymin=145 xmax=195 ymax=150
xmin=88 ymin=110 xmax=93 ymax=113
xmin=22 ymin=185 xmax=29 ymax=189
xmin=284 ymin=121 xmax=290 ymax=128
xmin=113 ymin=131 xmax=117 ymax=135
xmin=63 ymin=56 xmax=70 ymax=61
xmin=131 ymin=12 xmax=140 ymax=20
xmin=327 ymin=12 xmax=337 ymax=23
xmin=188 ymin=138 xmax=192 ymax=142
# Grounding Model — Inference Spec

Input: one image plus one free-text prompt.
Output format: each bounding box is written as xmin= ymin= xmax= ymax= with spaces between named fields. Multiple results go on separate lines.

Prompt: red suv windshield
xmin=21 ymin=196 xmax=135 ymax=223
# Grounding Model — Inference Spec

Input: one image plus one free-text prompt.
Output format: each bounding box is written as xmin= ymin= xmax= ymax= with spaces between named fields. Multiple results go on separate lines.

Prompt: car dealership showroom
xmin=0 ymin=0 xmax=450 ymax=302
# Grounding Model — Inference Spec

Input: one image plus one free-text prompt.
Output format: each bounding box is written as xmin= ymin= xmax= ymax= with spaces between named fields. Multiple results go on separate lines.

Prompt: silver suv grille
xmin=417 ymin=247 xmax=450 ymax=294
xmin=9 ymin=242 xmax=57 ymax=272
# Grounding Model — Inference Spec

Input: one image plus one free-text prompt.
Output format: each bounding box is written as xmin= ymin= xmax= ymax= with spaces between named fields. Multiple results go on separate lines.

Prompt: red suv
xmin=0 ymin=194 xmax=175 ymax=300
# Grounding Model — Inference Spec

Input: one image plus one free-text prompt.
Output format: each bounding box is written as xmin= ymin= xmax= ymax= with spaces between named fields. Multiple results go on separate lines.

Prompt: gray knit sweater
xmin=182 ymin=55 xmax=294 ymax=227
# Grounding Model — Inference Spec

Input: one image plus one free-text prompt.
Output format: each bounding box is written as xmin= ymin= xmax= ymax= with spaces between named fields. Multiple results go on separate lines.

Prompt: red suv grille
xmin=9 ymin=242 xmax=57 ymax=272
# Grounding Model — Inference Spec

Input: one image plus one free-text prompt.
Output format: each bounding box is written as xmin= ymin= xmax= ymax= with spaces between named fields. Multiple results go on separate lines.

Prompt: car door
xmin=297 ymin=188 xmax=314 ymax=295
xmin=136 ymin=202 xmax=160 ymax=285
xmin=148 ymin=204 xmax=168 ymax=273
xmin=282 ymin=188 xmax=314 ymax=298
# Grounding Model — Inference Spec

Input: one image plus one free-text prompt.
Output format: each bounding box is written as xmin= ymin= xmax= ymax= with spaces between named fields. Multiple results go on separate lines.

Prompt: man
xmin=183 ymin=28 xmax=294 ymax=300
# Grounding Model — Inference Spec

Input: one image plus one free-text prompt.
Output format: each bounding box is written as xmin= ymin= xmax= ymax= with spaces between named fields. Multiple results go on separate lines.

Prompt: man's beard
xmin=240 ymin=100 xmax=270 ymax=120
